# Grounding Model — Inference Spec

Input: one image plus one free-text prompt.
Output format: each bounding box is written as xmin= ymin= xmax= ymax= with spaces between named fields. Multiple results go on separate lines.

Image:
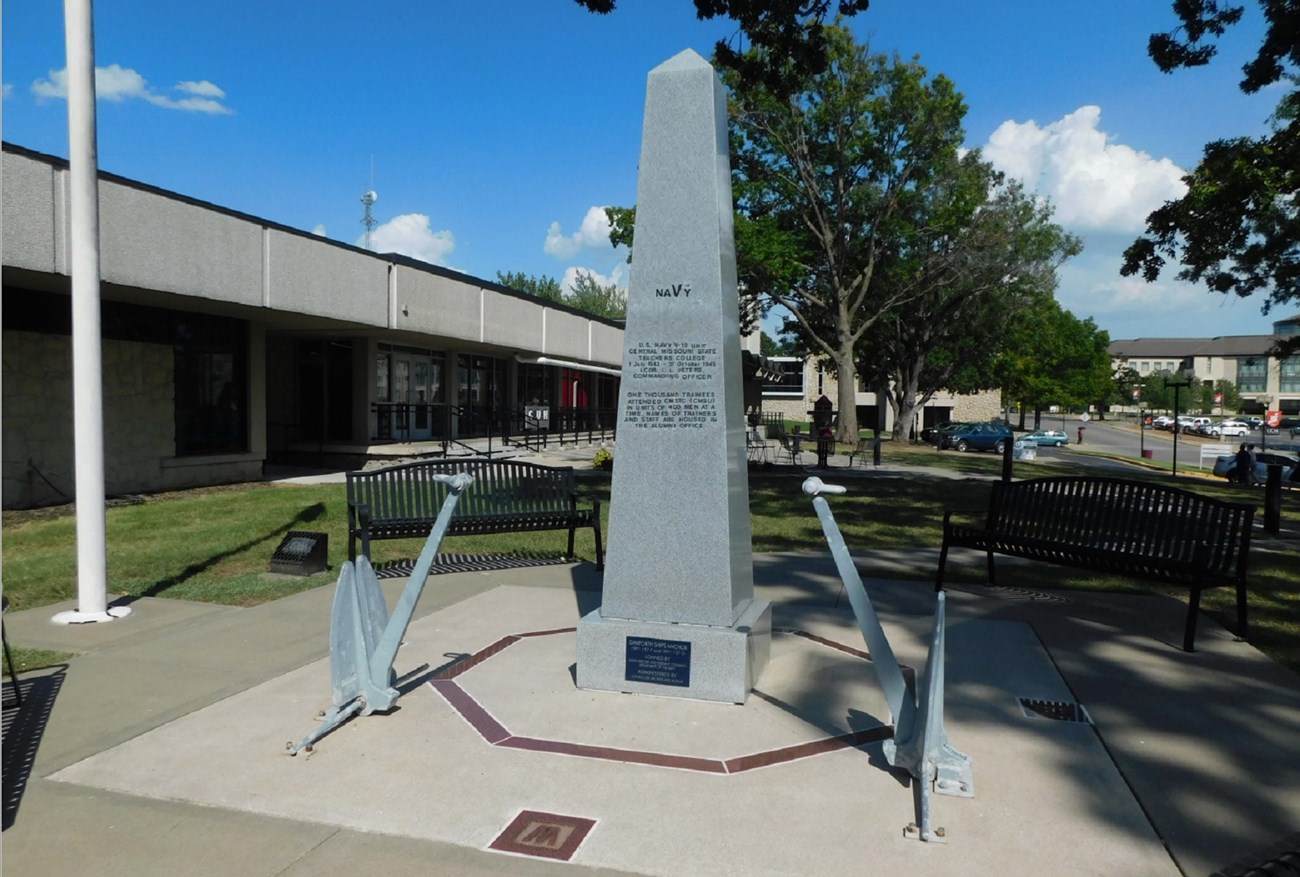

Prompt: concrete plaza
xmin=5 ymin=530 xmax=1300 ymax=876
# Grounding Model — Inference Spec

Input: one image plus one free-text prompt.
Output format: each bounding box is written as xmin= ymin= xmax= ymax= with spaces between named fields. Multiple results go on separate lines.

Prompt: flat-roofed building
xmin=1109 ymin=315 xmax=1300 ymax=415
xmin=3 ymin=143 xmax=623 ymax=508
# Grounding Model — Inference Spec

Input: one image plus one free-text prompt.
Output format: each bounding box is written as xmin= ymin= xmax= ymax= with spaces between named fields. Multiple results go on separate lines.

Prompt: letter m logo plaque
xmin=490 ymin=810 xmax=597 ymax=861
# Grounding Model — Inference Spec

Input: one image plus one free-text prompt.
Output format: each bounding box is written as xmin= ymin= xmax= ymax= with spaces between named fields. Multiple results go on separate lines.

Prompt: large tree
xmin=497 ymin=270 xmax=626 ymax=318
xmin=725 ymin=25 xmax=971 ymax=441
xmin=574 ymin=0 xmax=870 ymax=95
xmin=859 ymin=159 xmax=1081 ymax=439
xmin=997 ymin=299 xmax=1113 ymax=427
xmin=568 ymin=271 xmax=629 ymax=319
xmin=1122 ymin=1 xmax=1300 ymax=351
xmin=497 ymin=271 xmax=564 ymax=304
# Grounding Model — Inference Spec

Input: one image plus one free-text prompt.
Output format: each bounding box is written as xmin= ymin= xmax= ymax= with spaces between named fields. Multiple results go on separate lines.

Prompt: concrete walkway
xmin=5 ymin=547 xmax=1300 ymax=876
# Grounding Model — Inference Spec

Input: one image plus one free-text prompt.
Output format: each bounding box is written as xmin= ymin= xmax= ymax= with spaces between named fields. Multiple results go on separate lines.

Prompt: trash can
xmin=1012 ymin=440 xmax=1036 ymax=461
xmin=1141 ymin=449 xmax=1154 ymax=459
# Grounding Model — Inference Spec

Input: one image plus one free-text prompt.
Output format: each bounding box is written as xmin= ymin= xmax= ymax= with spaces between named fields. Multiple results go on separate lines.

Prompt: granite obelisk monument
xmin=575 ymin=49 xmax=771 ymax=704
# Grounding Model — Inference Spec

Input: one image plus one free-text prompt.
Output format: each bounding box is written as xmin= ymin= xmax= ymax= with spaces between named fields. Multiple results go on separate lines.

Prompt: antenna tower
xmin=361 ymin=157 xmax=378 ymax=250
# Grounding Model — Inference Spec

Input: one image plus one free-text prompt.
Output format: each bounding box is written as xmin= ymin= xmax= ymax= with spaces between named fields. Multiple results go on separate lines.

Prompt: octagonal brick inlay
xmin=428 ymin=626 xmax=893 ymax=774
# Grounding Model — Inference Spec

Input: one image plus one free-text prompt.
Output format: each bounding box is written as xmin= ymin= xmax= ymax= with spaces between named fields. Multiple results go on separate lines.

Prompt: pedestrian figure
xmin=1246 ymin=444 xmax=1259 ymax=486
xmin=1076 ymin=426 xmax=1085 ymax=445
xmin=1234 ymin=442 xmax=1251 ymax=485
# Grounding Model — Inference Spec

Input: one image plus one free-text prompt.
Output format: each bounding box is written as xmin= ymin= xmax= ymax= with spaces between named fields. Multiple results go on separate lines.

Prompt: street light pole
xmin=1133 ymin=384 xmax=1144 ymax=459
xmin=1165 ymin=376 xmax=1192 ymax=477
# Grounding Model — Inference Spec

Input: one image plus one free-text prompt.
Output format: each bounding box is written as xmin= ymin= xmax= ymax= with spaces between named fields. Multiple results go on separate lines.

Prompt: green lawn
xmin=4 ymin=451 xmax=1298 ymax=674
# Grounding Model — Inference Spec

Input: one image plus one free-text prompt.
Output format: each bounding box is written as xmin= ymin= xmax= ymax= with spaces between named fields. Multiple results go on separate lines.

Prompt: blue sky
xmin=2 ymin=1 xmax=1289 ymax=340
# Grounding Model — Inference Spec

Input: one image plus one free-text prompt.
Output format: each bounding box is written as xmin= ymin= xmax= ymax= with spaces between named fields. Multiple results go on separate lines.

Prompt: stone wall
xmin=4 ymin=330 xmax=176 ymax=507
xmin=950 ymin=392 xmax=1003 ymax=423
xmin=758 ymin=356 xmax=1004 ymax=430
xmin=4 ymin=329 xmax=267 ymax=507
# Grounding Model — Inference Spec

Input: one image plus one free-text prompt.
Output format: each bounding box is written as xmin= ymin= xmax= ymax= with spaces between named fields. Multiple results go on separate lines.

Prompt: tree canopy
xmin=996 ymin=300 xmax=1112 ymax=425
xmin=861 ymin=168 xmax=1081 ymax=438
xmin=574 ymin=0 xmax=870 ymax=94
xmin=608 ymin=25 xmax=1076 ymax=440
xmin=496 ymin=270 xmax=626 ymax=319
xmin=567 ymin=271 xmax=629 ymax=319
xmin=725 ymin=25 xmax=973 ymax=440
xmin=1122 ymin=1 xmax=1300 ymax=351
xmin=497 ymin=271 xmax=563 ymax=304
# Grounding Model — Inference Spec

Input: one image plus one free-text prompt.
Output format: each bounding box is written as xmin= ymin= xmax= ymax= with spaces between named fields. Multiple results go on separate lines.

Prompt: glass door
xmin=392 ymin=357 xmax=411 ymax=439
xmin=412 ymin=360 xmax=431 ymax=439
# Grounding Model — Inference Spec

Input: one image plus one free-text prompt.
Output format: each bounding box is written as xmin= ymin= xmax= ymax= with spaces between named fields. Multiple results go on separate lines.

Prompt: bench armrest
xmin=940 ymin=508 xmax=983 ymax=529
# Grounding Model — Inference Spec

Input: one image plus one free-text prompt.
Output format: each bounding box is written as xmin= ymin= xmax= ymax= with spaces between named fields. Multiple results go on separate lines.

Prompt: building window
xmin=174 ymin=315 xmax=248 ymax=456
xmin=376 ymin=352 xmax=390 ymax=402
xmin=1281 ymin=356 xmax=1300 ymax=393
xmin=762 ymin=356 xmax=805 ymax=397
xmin=1237 ymin=357 xmax=1268 ymax=393
xmin=517 ymin=363 xmax=549 ymax=407
xmin=3 ymin=289 xmax=249 ymax=456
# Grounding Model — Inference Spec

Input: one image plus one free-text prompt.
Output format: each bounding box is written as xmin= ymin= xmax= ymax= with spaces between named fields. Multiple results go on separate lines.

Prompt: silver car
xmin=1212 ymin=450 xmax=1299 ymax=483
xmin=1019 ymin=429 xmax=1069 ymax=447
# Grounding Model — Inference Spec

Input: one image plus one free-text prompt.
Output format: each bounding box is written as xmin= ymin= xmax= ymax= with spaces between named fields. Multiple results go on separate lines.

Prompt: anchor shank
xmin=369 ymin=473 xmax=472 ymax=681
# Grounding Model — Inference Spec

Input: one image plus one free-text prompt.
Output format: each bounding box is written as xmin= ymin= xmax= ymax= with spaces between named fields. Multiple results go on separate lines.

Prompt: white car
xmin=1211 ymin=420 xmax=1250 ymax=438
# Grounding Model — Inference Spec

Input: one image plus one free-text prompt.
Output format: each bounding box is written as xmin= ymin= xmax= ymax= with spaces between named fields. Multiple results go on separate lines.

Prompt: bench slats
xmin=347 ymin=460 xmax=603 ymax=570
xmin=939 ymin=476 xmax=1253 ymax=652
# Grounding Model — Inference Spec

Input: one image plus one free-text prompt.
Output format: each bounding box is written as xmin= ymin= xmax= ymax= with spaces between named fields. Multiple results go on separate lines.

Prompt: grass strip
xmin=3 ymin=460 xmax=1297 ymax=673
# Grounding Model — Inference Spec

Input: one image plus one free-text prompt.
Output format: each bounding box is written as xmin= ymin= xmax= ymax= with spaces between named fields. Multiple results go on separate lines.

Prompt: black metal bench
xmin=347 ymin=459 xmax=603 ymax=570
xmin=935 ymin=476 xmax=1254 ymax=651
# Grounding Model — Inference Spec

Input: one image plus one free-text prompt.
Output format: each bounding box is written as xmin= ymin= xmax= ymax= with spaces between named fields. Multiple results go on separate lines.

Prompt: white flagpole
xmin=52 ymin=0 xmax=129 ymax=625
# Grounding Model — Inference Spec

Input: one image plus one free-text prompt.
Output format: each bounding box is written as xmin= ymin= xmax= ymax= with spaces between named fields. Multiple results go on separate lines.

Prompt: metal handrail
xmin=369 ymin=402 xmax=617 ymax=455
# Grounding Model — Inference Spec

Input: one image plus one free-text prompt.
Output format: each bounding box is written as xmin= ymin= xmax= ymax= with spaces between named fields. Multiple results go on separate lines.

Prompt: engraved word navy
xmin=655 ymin=283 xmax=691 ymax=298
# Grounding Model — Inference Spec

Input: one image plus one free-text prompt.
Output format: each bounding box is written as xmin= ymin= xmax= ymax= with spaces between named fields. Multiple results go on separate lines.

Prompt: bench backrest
xmin=988 ymin=477 xmax=1253 ymax=576
xmin=348 ymin=460 xmax=577 ymax=525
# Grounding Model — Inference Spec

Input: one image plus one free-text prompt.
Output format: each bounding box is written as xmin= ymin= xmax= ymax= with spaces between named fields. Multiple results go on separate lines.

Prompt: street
xmin=1039 ymin=418 xmax=1298 ymax=478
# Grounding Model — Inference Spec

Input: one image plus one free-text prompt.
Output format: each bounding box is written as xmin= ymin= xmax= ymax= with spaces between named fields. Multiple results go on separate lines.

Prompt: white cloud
xmin=1051 ymin=244 xmax=1271 ymax=339
xmin=163 ymin=96 xmax=232 ymax=114
xmin=983 ymin=106 xmax=1187 ymax=232
xmin=31 ymin=68 xmax=69 ymax=100
xmin=977 ymin=107 xmax=1277 ymax=337
xmin=3 ymin=84 xmax=14 ymax=99
xmin=544 ymin=206 xmax=616 ymax=259
xmin=364 ymin=213 xmax=455 ymax=266
xmin=311 ymin=224 xmax=327 ymax=236
xmin=176 ymin=80 xmax=225 ymax=98
xmin=30 ymin=64 xmax=232 ymax=114
xmin=562 ymin=264 xmax=628 ymax=295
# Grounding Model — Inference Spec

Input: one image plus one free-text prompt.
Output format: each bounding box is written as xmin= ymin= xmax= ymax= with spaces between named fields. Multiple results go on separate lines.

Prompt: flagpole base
xmin=52 ymin=606 xmax=132 ymax=625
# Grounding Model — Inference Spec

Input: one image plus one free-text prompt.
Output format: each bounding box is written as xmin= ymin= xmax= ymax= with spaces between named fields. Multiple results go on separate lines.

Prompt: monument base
xmin=575 ymin=599 xmax=772 ymax=704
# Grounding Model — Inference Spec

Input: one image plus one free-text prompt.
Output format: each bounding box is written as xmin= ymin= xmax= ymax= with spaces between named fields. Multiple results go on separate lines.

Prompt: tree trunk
xmin=886 ymin=358 xmax=926 ymax=441
xmin=833 ymin=348 xmax=859 ymax=443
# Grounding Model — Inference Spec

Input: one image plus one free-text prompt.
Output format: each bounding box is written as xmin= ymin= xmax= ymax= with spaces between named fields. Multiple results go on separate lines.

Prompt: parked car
xmin=1212 ymin=450 xmax=1300 ymax=483
xmin=921 ymin=421 xmax=963 ymax=445
xmin=1184 ymin=416 xmax=1214 ymax=435
xmin=1210 ymin=420 xmax=1250 ymax=438
xmin=941 ymin=422 xmax=1015 ymax=453
xmin=1018 ymin=429 xmax=1069 ymax=447
xmin=1151 ymin=415 xmax=1175 ymax=430
xmin=920 ymin=420 xmax=961 ymax=446
xmin=1243 ymin=416 xmax=1264 ymax=429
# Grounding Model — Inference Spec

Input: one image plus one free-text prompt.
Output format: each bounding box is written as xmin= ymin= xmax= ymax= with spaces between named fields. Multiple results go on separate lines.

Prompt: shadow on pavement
xmin=3 ymin=666 xmax=67 ymax=830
